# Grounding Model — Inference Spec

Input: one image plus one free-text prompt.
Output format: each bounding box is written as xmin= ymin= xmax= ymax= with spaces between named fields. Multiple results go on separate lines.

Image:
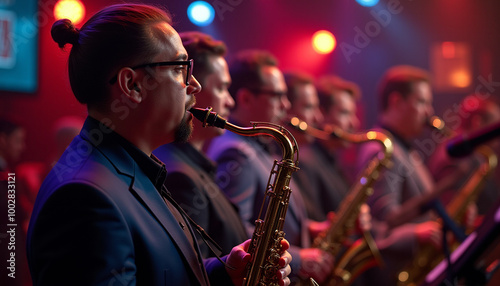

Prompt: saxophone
xmin=290 ymin=117 xmax=394 ymax=286
xmin=397 ymin=116 xmax=498 ymax=286
xmin=429 ymin=116 xmax=498 ymax=231
xmin=190 ymin=107 xmax=306 ymax=286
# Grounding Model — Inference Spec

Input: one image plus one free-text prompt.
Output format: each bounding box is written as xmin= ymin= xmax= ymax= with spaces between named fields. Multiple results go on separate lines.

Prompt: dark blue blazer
xmin=27 ymin=118 xmax=229 ymax=286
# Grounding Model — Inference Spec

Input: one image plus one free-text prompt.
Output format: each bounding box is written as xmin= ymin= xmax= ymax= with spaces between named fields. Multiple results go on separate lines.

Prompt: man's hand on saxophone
xmin=226 ymin=239 xmax=293 ymax=286
xmin=298 ymin=248 xmax=335 ymax=284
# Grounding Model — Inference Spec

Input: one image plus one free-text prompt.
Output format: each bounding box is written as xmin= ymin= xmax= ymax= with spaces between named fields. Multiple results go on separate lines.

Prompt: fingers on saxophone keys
xmin=277 ymin=265 xmax=292 ymax=286
xmin=279 ymin=250 xmax=292 ymax=267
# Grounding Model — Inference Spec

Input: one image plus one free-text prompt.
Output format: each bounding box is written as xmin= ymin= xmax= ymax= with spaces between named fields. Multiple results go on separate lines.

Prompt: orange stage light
xmin=312 ymin=30 xmax=336 ymax=54
xmin=54 ymin=0 xmax=86 ymax=25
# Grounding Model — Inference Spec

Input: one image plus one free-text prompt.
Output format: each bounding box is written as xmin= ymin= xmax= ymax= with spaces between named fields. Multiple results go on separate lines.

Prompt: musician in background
xmin=427 ymin=93 xmax=500 ymax=216
xmin=284 ymin=72 xmax=363 ymax=221
xmin=153 ymin=31 xmax=248 ymax=257
xmin=356 ymin=65 xmax=444 ymax=285
xmin=207 ymin=50 xmax=334 ymax=283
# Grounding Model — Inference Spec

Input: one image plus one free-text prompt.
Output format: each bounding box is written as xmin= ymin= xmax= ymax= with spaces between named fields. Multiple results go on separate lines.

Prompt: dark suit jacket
xmin=293 ymin=142 xmax=351 ymax=221
xmin=153 ymin=142 xmax=248 ymax=257
xmin=27 ymin=117 xmax=230 ymax=286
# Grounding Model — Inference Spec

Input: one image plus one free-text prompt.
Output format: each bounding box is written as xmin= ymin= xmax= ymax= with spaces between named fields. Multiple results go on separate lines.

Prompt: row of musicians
xmin=152 ymin=32 xmax=500 ymax=285
xmin=9 ymin=30 xmax=500 ymax=285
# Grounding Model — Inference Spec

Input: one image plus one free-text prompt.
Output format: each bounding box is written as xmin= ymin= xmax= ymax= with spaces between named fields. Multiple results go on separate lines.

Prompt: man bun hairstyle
xmin=50 ymin=4 xmax=172 ymax=107
xmin=51 ymin=19 xmax=80 ymax=48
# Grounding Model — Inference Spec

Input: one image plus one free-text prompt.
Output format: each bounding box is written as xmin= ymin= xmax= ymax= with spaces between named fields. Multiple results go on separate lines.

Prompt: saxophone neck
xmin=289 ymin=116 xmax=394 ymax=163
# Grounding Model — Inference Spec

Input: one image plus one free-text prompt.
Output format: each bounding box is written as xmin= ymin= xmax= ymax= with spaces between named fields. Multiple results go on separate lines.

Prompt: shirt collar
xmin=85 ymin=116 xmax=167 ymax=190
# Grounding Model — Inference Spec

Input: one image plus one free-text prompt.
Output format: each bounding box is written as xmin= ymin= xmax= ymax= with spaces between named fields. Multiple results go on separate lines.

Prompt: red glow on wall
xmin=441 ymin=41 xmax=455 ymax=59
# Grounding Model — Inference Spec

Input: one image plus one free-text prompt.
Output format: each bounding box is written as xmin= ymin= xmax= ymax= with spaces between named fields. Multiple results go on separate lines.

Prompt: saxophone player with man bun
xmin=27 ymin=5 xmax=292 ymax=285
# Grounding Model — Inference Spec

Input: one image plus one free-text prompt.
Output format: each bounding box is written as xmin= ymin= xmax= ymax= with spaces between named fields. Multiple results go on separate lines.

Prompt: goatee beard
xmin=174 ymin=115 xmax=193 ymax=143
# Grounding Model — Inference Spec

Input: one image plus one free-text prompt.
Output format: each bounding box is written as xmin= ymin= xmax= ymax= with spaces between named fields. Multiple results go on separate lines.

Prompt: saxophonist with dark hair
xmin=355 ymin=65 xmax=467 ymax=286
xmin=27 ymin=5 xmax=293 ymax=286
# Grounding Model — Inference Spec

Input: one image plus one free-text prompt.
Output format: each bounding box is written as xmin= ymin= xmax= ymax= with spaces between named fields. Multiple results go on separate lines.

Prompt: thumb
xmin=227 ymin=239 xmax=252 ymax=270
xmin=226 ymin=239 xmax=252 ymax=285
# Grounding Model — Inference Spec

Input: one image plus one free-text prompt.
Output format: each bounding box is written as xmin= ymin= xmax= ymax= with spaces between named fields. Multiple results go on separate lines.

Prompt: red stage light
xmin=54 ymin=0 xmax=85 ymax=25
xmin=312 ymin=30 xmax=336 ymax=54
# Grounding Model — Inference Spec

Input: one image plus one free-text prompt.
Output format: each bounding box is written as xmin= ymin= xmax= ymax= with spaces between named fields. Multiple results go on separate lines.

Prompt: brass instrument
xmin=397 ymin=116 xmax=498 ymax=286
xmin=290 ymin=117 xmax=394 ymax=286
xmin=190 ymin=107 xmax=307 ymax=286
xmin=429 ymin=116 xmax=498 ymax=230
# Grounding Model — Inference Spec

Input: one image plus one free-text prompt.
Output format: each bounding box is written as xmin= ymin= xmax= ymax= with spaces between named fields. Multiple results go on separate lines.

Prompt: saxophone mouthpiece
xmin=189 ymin=107 xmax=227 ymax=129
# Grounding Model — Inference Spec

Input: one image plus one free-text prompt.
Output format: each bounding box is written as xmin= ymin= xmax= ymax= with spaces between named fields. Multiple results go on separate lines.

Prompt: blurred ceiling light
xmin=54 ymin=0 xmax=85 ymax=25
xmin=312 ymin=30 xmax=336 ymax=54
xmin=187 ymin=1 xmax=215 ymax=26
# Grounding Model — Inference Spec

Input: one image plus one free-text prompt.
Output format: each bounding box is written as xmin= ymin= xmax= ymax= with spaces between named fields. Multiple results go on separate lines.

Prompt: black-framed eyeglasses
xmin=108 ymin=59 xmax=194 ymax=85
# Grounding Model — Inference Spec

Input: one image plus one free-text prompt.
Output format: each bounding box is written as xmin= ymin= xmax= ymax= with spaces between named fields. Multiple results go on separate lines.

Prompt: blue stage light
xmin=356 ymin=0 xmax=379 ymax=7
xmin=187 ymin=1 xmax=215 ymax=26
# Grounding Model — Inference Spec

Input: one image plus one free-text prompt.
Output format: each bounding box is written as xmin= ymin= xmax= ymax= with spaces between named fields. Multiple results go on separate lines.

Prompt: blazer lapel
xmin=129 ymin=177 xmax=209 ymax=285
xmin=80 ymin=126 xmax=209 ymax=286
